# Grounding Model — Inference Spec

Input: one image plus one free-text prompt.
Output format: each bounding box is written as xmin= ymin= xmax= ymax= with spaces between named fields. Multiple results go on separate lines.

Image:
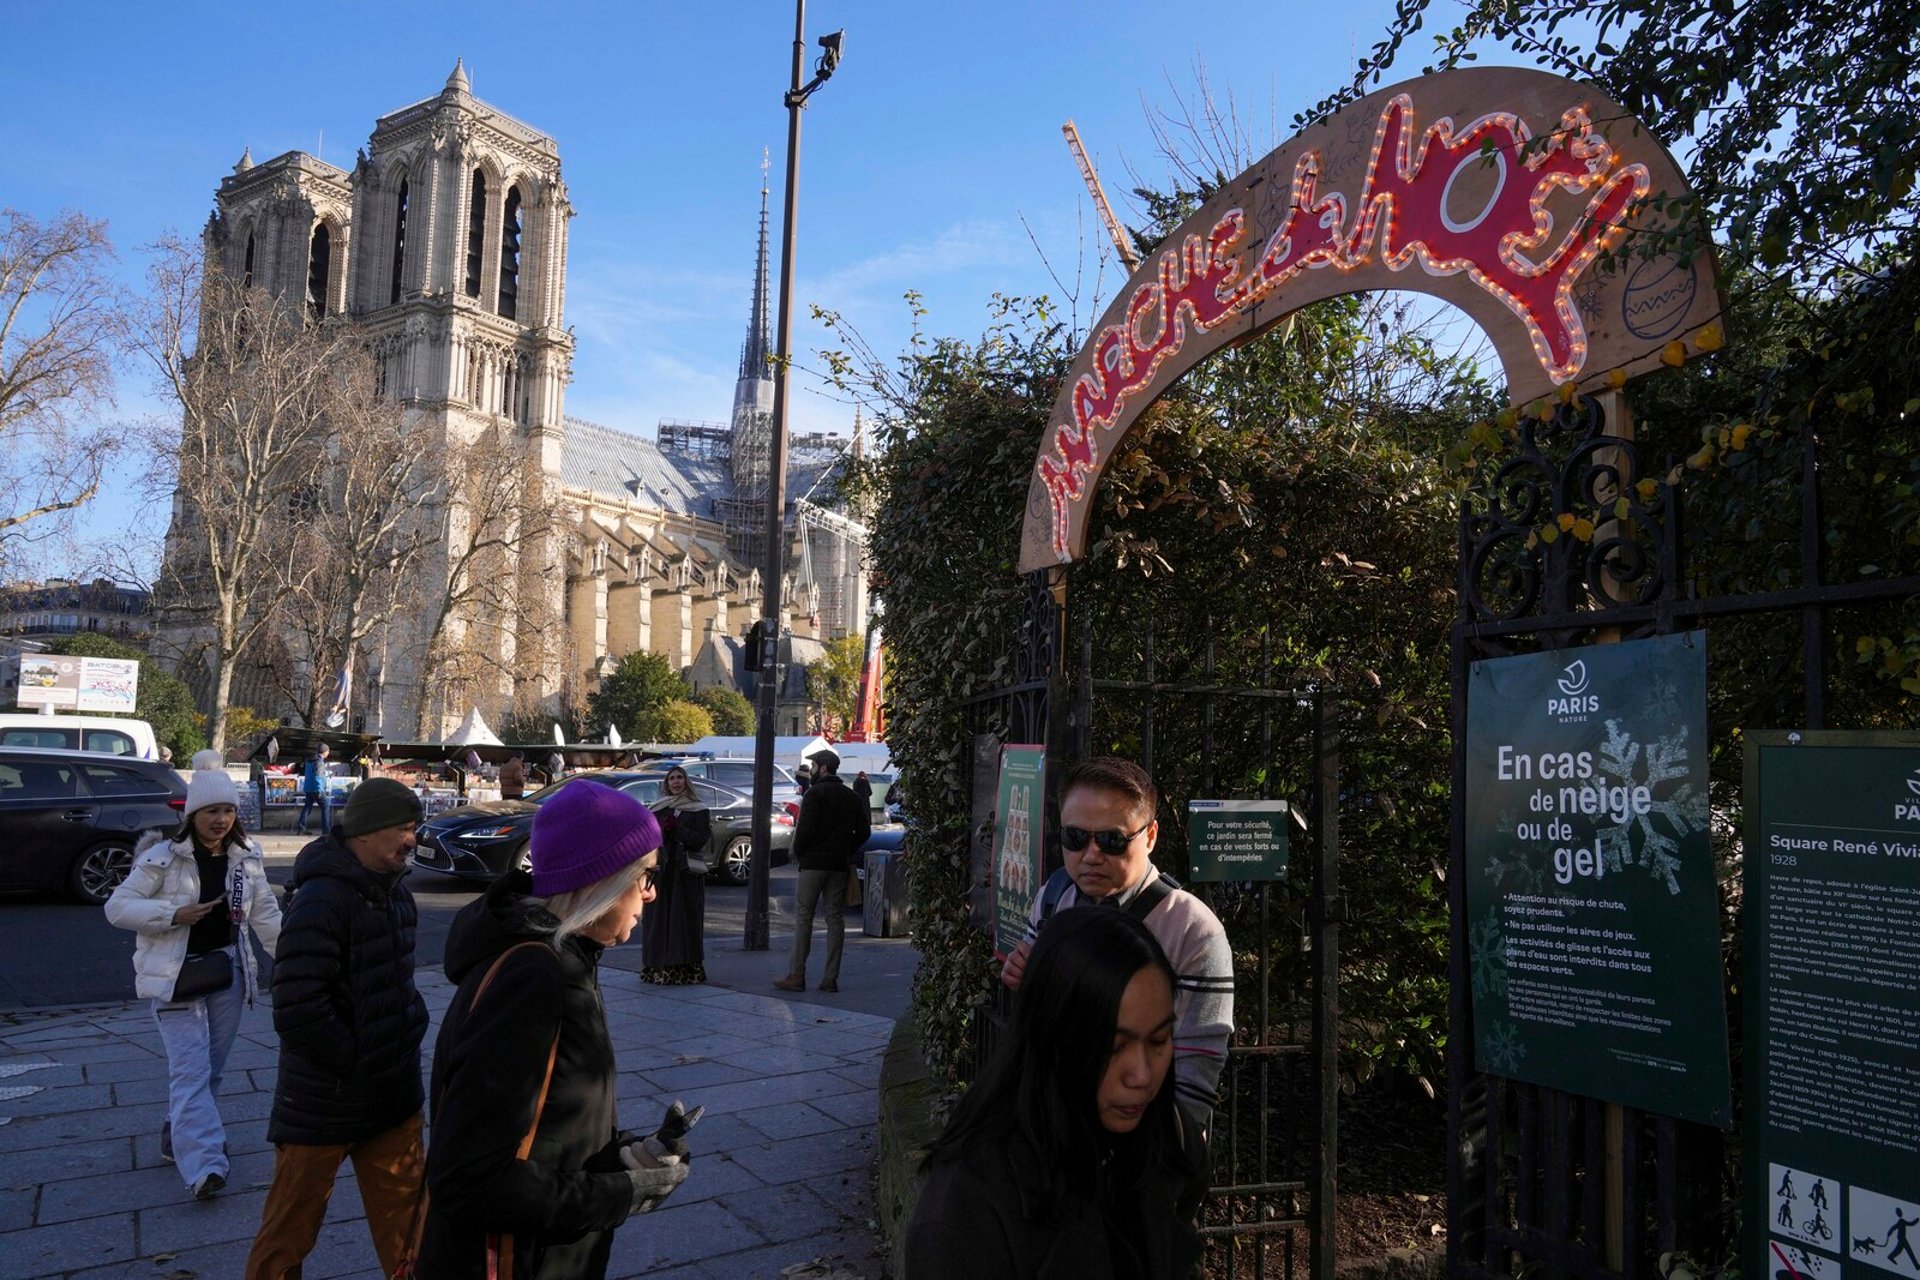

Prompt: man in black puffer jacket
xmin=245 ymin=778 xmax=428 ymax=1280
xmin=773 ymin=748 xmax=871 ymax=995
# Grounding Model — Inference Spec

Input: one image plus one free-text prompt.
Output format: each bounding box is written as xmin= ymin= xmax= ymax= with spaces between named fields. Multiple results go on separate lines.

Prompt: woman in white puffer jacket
xmin=105 ymin=750 xmax=282 ymax=1200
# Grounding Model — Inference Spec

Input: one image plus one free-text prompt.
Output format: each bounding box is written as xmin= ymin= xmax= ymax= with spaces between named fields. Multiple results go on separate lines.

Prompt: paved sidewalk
xmin=0 ymin=964 xmax=896 ymax=1278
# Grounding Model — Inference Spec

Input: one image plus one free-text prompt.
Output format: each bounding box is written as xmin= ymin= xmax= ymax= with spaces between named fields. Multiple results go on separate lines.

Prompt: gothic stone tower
xmin=346 ymin=61 xmax=574 ymax=735
xmin=187 ymin=61 xmax=575 ymax=737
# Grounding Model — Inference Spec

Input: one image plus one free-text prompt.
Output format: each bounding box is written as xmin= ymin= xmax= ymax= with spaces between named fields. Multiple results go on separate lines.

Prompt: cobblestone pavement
xmin=0 ymin=962 xmax=898 ymax=1278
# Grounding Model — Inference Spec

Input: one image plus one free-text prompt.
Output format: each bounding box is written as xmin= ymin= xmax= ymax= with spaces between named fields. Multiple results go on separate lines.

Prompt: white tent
xmin=443 ymin=707 xmax=504 ymax=746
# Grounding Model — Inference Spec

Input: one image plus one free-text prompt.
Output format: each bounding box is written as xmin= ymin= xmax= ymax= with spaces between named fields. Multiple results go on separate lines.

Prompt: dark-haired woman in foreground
xmin=905 ymin=906 xmax=1202 ymax=1279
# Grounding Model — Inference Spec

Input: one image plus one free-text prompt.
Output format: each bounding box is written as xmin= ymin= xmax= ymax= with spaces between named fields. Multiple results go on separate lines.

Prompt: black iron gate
xmin=1446 ymin=394 xmax=1920 ymax=1277
xmin=961 ymin=579 xmax=1342 ymax=1280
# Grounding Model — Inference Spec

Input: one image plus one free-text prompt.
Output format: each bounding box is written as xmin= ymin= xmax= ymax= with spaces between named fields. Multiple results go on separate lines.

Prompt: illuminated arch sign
xmin=1018 ymin=67 xmax=1724 ymax=573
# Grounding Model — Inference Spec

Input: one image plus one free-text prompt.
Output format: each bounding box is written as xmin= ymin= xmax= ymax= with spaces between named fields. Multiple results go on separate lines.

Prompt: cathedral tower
xmin=173 ymin=63 xmax=578 ymax=738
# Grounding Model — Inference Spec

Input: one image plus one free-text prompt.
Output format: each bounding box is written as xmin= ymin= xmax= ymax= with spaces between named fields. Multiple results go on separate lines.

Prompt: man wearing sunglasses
xmin=1002 ymin=757 xmax=1234 ymax=1148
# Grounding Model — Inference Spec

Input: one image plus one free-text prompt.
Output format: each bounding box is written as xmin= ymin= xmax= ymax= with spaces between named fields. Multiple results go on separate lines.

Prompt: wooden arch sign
xmin=1017 ymin=66 xmax=1725 ymax=573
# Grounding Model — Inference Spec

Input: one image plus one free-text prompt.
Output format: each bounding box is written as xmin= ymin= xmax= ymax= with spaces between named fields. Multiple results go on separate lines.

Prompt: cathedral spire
xmin=737 ymin=150 xmax=773 ymax=385
xmin=445 ymin=57 xmax=470 ymax=96
xmin=730 ymin=151 xmax=777 ymax=487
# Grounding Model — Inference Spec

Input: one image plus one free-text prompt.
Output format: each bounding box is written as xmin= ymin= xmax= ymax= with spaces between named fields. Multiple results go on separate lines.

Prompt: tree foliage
xmin=1315 ymin=0 xmax=1919 ymax=286
xmin=586 ymin=650 xmax=691 ymax=742
xmin=651 ymin=698 xmax=715 ymax=744
xmin=807 ymin=633 xmax=866 ymax=736
xmin=51 ymin=632 xmax=206 ymax=759
xmin=693 ymin=685 xmax=754 ymax=735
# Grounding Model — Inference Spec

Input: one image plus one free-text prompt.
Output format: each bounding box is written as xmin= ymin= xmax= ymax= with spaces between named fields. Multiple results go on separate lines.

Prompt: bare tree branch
xmin=131 ymin=237 xmax=351 ymax=750
xmin=0 ymin=208 xmax=121 ymax=562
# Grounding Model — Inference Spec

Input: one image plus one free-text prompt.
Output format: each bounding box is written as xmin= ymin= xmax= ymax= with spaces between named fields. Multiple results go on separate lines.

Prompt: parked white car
xmin=0 ymin=713 xmax=160 ymax=761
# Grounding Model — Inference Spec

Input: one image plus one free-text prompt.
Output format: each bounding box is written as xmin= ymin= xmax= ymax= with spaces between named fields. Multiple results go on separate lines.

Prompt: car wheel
xmin=722 ymin=835 xmax=752 ymax=886
xmin=70 ymin=840 xmax=137 ymax=905
xmin=513 ymin=844 xmax=533 ymax=874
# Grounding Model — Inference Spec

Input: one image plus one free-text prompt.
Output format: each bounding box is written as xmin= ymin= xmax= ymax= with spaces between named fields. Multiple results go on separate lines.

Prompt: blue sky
xmin=4 ymin=0 xmax=1481 ymax=575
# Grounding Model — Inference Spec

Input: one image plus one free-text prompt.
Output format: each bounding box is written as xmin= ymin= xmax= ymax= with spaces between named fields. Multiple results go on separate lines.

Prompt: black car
xmin=0 ymin=747 xmax=187 ymax=904
xmin=617 ymin=774 xmax=796 ymax=885
xmin=411 ymin=772 xmax=794 ymax=886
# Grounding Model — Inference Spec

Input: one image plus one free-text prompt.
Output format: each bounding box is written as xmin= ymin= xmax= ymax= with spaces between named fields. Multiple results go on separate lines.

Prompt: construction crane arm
xmin=1062 ymin=120 xmax=1141 ymax=270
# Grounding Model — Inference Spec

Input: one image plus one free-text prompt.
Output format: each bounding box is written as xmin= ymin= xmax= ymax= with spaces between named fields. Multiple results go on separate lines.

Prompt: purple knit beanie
xmin=530 ymin=780 xmax=662 ymax=897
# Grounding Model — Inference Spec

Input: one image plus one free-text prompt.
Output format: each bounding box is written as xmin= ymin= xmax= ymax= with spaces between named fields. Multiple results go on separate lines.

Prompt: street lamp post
xmin=745 ymin=5 xmax=843 ymax=951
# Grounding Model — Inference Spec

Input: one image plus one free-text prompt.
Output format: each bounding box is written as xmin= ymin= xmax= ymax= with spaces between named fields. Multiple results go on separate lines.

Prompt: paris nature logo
xmin=1548 ymin=657 xmax=1598 ymax=717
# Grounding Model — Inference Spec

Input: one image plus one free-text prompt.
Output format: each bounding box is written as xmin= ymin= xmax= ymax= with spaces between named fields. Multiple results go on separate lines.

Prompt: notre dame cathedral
xmin=152 ymin=62 xmax=869 ymax=740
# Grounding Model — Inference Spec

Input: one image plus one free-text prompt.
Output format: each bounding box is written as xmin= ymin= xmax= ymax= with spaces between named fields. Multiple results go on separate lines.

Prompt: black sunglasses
xmin=640 ymin=866 xmax=659 ymax=890
xmin=1059 ymin=822 xmax=1151 ymax=854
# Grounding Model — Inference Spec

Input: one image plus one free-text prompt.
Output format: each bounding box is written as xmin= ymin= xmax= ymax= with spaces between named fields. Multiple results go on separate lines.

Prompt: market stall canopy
xmin=444 ymin=708 xmax=503 ymax=746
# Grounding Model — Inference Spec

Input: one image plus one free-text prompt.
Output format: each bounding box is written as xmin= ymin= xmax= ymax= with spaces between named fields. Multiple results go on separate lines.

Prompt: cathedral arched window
xmin=389 ymin=178 xmax=410 ymax=306
xmin=465 ymin=170 xmax=487 ymax=298
xmin=242 ymin=231 xmax=255 ymax=288
xmin=306 ymin=223 xmax=332 ymax=319
xmin=497 ymin=185 xmax=522 ymax=320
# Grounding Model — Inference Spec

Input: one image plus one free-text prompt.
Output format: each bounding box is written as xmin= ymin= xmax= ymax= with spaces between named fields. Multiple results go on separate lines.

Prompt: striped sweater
xmin=1022 ymin=869 xmax=1235 ymax=1127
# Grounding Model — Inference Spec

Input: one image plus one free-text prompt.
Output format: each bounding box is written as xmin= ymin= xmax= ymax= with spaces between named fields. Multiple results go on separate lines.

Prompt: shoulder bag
xmin=169 ymin=950 xmax=233 ymax=1002
xmin=391 ymin=939 xmax=561 ymax=1280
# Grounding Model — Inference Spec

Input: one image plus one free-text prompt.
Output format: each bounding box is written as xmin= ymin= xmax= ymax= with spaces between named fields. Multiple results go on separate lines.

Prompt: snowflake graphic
xmin=1483 ymin=1020 xmax=1528 ymax=1074
xmin=1470 ymin=906 xmax=1509 ymax=1001
xmin=1592 ymin=705 xmax=1709 ymax=895
xmin=1485 ymin=850 xmax=1548 ymax=895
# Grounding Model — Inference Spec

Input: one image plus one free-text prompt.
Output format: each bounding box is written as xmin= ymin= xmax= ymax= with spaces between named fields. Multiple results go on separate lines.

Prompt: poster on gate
xmin=1464 ymin=631 xmax=1732 ymax=1127
xmin=991 ymin=745 xmax=1046 ymax=959
xmin=1742 ymin=732 xmax=1920 ymax=1280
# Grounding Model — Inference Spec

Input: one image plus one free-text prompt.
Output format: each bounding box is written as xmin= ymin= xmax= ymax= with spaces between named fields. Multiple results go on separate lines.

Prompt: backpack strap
xmin=395 ymin=940 xmax=555 ymax=1279
xmin=1125 ymin=870 xmax=1179 ymax=924
xmin=1037 ymin=867 xmax=1076 ymax=926
xmin=1039 ymin=866 xmax=1178 ymax=929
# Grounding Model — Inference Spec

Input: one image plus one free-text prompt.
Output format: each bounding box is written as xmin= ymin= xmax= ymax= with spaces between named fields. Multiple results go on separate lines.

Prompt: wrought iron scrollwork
xmin=1461 ymin=393 xmax=1677 ymax=624
xmin=1007 ymin=568 xmax=1059 ymax=744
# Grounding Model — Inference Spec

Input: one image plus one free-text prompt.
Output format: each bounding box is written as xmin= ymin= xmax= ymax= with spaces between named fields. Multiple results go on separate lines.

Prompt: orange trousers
xmin=243 ymin=1111 xmax=424 ymax=1280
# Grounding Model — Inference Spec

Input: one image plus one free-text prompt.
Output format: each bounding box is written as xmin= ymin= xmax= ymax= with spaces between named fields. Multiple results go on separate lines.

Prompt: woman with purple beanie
xmin=417 ymin=780 xmax=697 ymax=1278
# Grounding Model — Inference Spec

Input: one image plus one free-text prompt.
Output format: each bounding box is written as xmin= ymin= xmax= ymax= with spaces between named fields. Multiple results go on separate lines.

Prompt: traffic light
xmin=745 ymin=620 xmax=768 ymax=672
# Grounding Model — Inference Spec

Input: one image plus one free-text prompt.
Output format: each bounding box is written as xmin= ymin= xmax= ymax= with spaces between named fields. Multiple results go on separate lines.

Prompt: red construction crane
xmin=846 ymin=626 xmax=885 ymax=743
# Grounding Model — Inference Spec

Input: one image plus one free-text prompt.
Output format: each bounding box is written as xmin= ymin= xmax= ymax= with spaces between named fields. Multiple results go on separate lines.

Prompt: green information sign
xmin=991 ymin=745 xmax=1046 ymax=959
xmin=1743 ymin=732 xmax=1920 ymax=1280
xmin=1187 ymin=799 xmax=1290 ymax=882
xmin=1465 ymin=631 xmax=1731 ymax=1126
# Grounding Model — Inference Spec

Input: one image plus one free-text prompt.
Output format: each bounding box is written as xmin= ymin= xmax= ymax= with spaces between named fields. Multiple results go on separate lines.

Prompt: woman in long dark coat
xmin=641 ymin=766 xmax=710 ymax=984
xmin=419 ymin=780 xmax=691 ymax=1279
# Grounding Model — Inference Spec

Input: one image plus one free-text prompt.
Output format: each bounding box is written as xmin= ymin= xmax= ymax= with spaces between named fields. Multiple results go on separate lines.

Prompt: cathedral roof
xmin=562 ymin=416 xmax=851 ymax=522
xmin=562 ymin=417 xmax=735 ymax=515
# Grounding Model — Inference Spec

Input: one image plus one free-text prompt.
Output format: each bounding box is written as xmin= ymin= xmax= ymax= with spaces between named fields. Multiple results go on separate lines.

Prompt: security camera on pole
xmin=745 ymin=7 xmax=844 ymax=951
